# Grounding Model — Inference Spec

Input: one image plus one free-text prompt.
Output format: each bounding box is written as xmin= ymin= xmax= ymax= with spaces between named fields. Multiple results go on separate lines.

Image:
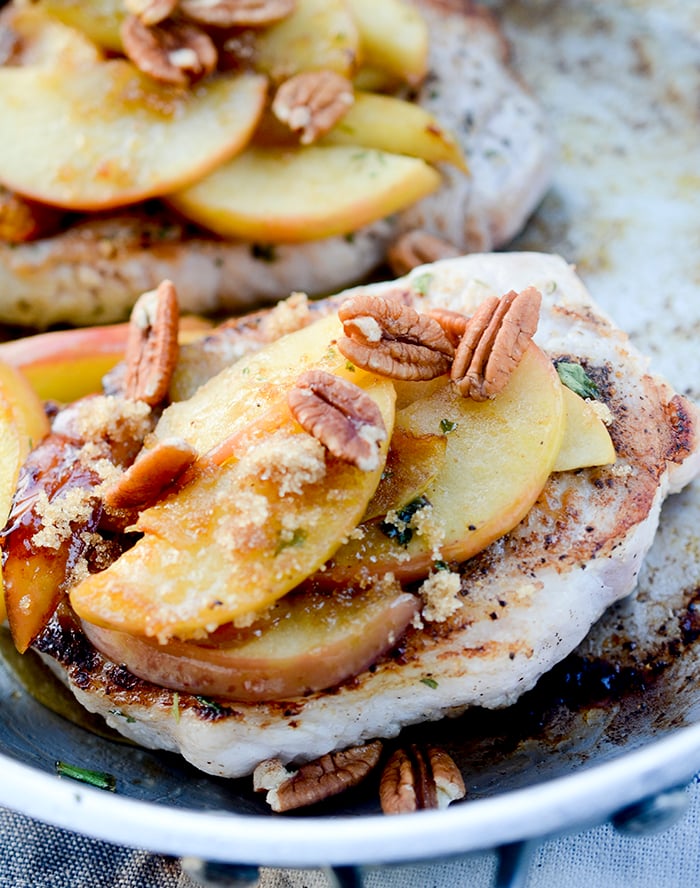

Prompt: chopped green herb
xmin=379 ymin=495 xmax=430 ymax=547
xmin=345 ymin=360 xmax=356 ymax=372
xmin=194 ymin=696 xmax=226 ymax=714
xmin=55 ymin=761 xmax=116 ymax=792
xmin=433 ymin=560 xmax=449 ymax=572
xmin=344 ymin=232 xmax=356 ymax=244
xmin=275 ymin=528 xmax=307 ymax=554
xmin=109 ymin=709 xmax=135 ymax=724
xmin=241 ymin=366 xmax=250 ymax=375
xmin=412 ymin=272 xmax=433 ymax=296
xmin=439 ymin=418 xmax=457 ymax=434
xmin=420 ymin=677 xmax=439 ymax=689
xmin=555 ymin=361 xmax=600 ymax=399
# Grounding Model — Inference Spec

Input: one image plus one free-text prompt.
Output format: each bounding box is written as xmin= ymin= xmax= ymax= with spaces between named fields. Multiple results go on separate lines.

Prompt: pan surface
xmin=1 ymin=0 xmax=700 ymax=866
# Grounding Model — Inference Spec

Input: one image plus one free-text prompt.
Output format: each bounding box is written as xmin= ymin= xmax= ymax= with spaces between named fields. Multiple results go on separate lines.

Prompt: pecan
xmin=451 ymin=287 xmax=542 ymax=401
xmin=272 ymin=70 xmax=354 ymax=145
xmin=253 ymin=741 xmax=383 ymax=812
xmin=379 ymin=745 xmax=465 ymax=815
xmin=124 ymin=0 xmax=179 ymax=26
xmin=287 ymin=370 xmax=387 ymax=472
xmin=103 ymin=436 xmax=197 ymax=511
xmin=426 ymin=307 xmax=470 ymax=347
xmin=180 ymin=0 xmax=296 ymax=28
xmin=124 ymin=280 xmax=180 ymax=406
xmin=337 ymin=293 xmax=454 ymax=381
xmin=121 ymin=14 xmax=217 ymax=86
xmin=387 ymin=230 xmax=461 ymax=277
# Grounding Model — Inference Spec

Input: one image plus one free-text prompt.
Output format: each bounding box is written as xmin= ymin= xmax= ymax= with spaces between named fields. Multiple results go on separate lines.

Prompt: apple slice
xmin=36 ymin=0 xmax=126 ymax=52
xmin=322 ymin=92 xmax=467 ymax=171
xmin=0 ymin=62 xmax=267 ymax=210
xmin=0 ymin=317 xmax=210 ymax=403
xmin=81 ymin=584 xmax=419 ymax=701
xmin=2 ymin=432 xmax=101 ymax=653
xmin=166 ymin=144 xmax=441 ymax=242
xmin=323 ymin=343 xmax=565 ymax=584
xmin=346 ymin=0 xmax=428 ymax=86
xmin=363 ymin=427 xmax=446 ymax=522
xmin=0 ymin=359 xmax=51 ymax=624
xmin=554 ymin=385 xmax=616 ymax=472
xmin=254 ymin=0 xmax=360 ymax=82
xmin=69 ymin=314 xmax=397 ymax=640
xmin=0 ymin=4 xmax=104 ymax=67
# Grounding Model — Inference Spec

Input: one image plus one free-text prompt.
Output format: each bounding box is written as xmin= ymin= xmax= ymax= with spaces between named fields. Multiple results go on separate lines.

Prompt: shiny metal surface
xmin=1 ymin=0 xmax=700 ymax=868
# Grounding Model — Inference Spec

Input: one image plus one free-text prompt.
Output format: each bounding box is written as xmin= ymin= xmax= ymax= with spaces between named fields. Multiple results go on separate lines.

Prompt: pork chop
xmin=32 ymin=252 xmax=700 ymax=778
xmin=0 ymin=1 xmax=552 ymax=327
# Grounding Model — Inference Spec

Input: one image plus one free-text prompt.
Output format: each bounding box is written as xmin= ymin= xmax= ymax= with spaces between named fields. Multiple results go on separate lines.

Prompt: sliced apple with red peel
xmin=322 ymin=92 xmax=467 ymax=171
xmin=81 ymin=584 xmax=419 ymax=702
xmin=254 ymin=0 xmax=360 ymax=82
xmin=2 ymin=435 xmax=102 ymax=652
xmin=0 ymin=62 xmax=267 ymax=210
xmin=166 ymin=145 xmax=441 ymax=243
xmin=346 ymin=0 xmax=429 ymax=86
xmin=0 ymin=317 xmax=211 ymax=404
xmin=554 ymin=385 xmax=616 ymax=472
xmin=0 ymin=360 xmax=51 ymax=625
xmin=322 ymin=343 xmax=566 ymax=585
xmin=363 ymin=427 xmax=446 ymax=522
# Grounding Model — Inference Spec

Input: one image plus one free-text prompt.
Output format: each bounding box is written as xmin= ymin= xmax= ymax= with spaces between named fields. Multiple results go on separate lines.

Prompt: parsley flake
xmin=379 ymin=495 xmax=430 ymax=547
xmin=420 ymin=677 xmax=439 ymax=689
xmin=412 ymin=272 xmax=433 ymax=296
xmin=555 ymin=361 xmax=600 ymax=399
xmin=440 ymin=418 xmax=457 ymax=434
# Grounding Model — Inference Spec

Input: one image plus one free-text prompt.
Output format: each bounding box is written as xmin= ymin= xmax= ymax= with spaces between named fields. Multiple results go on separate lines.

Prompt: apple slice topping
xmin=81 ymin=581 xmax=419 ymax=702
xmin=0 ymin=61 xmax=267 ymax=210
xmin=69 ymin=315 xmax=397 ymax=641
xmin=321 ymin=342 xmax=566 ymax=585
xmin=166 ymin=144 xmax=441 ymax=243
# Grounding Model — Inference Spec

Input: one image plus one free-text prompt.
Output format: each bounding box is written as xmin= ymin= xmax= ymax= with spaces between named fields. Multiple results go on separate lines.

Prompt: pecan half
xmin=253 ymin=741 xmax=383 ymax=812
xmin=426 ymin=307 xmax=470 ymax=347
xmin=288 ymin=369 xmax=387 ymax=471
xmin=103 ymin=436 xmax=197 ymax=511
xmin=272 ymin=70 xmax=354 ymax=145
xmin=451 ymin=287 xmax=542 ymax=401
xmin=124 ymin=0 xmax=179 ymax=26
xmin=337 ymin=293 xmax=454 ymax=381
xmin=124 ymin=280 xmax=180 ymax=406
xmin=121 ymin=15 xmax=217 ymax=86
xmin=387 ymin=230 xmax=461 ymax=277
xmin=379 ymin=745 xmax=465 ymax=815
xmin=180 ymin=0 xmax=296 ymax=28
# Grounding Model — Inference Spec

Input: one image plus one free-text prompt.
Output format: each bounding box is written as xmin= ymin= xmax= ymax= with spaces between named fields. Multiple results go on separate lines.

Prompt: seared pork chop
xmin=0 ymin=1 xmax=552 ymax=327
xmin=32 ymin=252 xmax=700 ymax=778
